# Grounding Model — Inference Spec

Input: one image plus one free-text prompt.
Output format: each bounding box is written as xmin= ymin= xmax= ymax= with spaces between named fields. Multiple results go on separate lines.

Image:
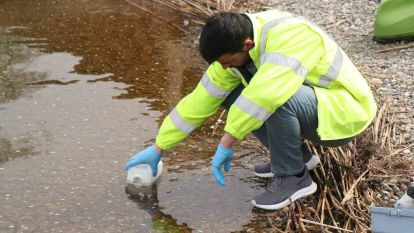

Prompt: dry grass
xmin=298 ymin=98 xmax=413 ymax=232
xmin=152 ymin=0 xmax=238 ymax=18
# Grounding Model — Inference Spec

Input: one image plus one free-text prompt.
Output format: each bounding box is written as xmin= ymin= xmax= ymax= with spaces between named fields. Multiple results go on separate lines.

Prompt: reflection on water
xmin=126 ymin=184 xmax=193 ymax=233
xmin=0 ymin=137 xmax=36 ymax=163
xmin=1 ymin=0 xmax=206 ymax=113
xmin=0 ymin=28 xmax=46 ymax=103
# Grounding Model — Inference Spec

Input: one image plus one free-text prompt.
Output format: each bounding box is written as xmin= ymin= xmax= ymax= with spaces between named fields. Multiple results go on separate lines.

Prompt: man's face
xmin=217 ymin=50 xmax=250 ymax=69
xmin=216 ymin=38 xmax=254 ymax=69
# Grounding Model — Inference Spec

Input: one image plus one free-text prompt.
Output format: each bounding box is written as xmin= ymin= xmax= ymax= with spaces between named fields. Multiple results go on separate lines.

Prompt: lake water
xmin=0 ymin=0 xmax=285 ymax=232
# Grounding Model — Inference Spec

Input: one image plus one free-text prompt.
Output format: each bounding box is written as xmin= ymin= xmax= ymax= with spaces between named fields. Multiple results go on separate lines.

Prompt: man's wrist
xmin=153 ymin=144 xmax=163 ymax=153
xmin=220 ymin=133 xmax=236 ymax=148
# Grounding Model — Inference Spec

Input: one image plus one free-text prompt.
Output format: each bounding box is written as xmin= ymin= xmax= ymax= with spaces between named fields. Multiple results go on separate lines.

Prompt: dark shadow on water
xmin=25 ymin=79 xmax=79 ymax=86
xmin=125 ymin=184 xmax=193 ymax=233
xmin=0 ymin=137 xmax=37 ymax=163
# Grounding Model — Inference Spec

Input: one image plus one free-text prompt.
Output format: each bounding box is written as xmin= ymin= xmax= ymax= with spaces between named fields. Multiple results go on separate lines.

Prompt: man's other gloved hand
xmin=124 ymin=145 xmax=161 ymax=177
xmin=212 ymin=144 xmax=234 ymax=186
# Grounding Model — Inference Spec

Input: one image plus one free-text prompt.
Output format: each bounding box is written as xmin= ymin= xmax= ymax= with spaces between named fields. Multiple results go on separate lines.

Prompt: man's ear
xmin=243 ymin=38 xmax=254 ymax=50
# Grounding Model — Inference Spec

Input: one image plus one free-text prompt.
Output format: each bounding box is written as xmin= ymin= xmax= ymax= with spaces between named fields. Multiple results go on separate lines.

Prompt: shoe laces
xmin=266 ymin=175 xmax=287 ymax=191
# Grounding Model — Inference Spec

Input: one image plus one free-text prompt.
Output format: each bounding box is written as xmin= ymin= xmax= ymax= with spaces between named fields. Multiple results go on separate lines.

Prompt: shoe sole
xmin=253 ymin=172 xmax=274 ymax=178
xmin=254 ymin=155 xmax=320 ymax=178
xmin=251 ymin=181 xmax=317 ymax=210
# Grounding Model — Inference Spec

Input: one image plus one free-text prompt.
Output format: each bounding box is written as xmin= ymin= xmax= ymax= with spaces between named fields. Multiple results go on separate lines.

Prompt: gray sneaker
xmin=251 ymin=167 xmax=317 ymax=210
xmin=254 ymin=155 xmax=320 ymax=178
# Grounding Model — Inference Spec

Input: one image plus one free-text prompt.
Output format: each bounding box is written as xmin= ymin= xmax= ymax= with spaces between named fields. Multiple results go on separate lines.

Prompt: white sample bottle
xmin=126 ymin=161 xmax=163 ymax=188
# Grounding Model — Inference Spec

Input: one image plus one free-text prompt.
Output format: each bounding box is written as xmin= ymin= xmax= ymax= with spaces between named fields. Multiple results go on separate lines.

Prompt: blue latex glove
xmin=212 ymin=144 xmax=234 ymax=186
xmin=124 ymin=145 xmax=161 ymax=177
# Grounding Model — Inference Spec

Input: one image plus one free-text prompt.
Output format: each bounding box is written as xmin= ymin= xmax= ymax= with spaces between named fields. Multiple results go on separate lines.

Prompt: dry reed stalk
xmin=289 ymin=203 xmax=301 ymax=232
xmin=320 ymin=186 xmax=328 ymax=224
xmin=379 ymin=100 xmax=389 ymax=142
xmin=318 ymin=154 xmax=327 ymax=179
xmin=211 ymin=109 xmax=226 ymax=137
xmin=340 ymin=174 xmax=346 ymax=197
xmin=312 ymin=168 xmax=324 ymax=185
xmin=391 ymin=143 xmax=414 ymax=156
xmin=374 ymin=99 xmax=389 ymax=142
xmin=368 ymin=174 xmax=408 ymax=178
xmin=325 ymin=20 xmax=347 ymax=30
xmin=341 ymin=170 xmax=369 ymax=205
xmin=227 ymin=0 xmax=236 ymax=11
xmin=266 ymin=213 xmax=285 ymax=233
xmin=329 ymin=171 xmax=342 ymax=200
xmin=376 ymin=44 xmax=414 ymax=53
xmin=154 ymin=0 xmax=181 ymax=11
xmin=125 ymin=0 xmax=190 ymax=33
xmin=389 ymin=124 xmax=394 ymax=151
xmin=344 ymin=217 xmax=351 ymax=231
xmin=315 ymin=193 xmax=323 ymax=221
xmin=184 ymin=0 xmax=213 ymax=15
xmin=329 ymin=203 xmax=357 ymax=228
xmin=285 ymin=210 xmax=292 ymax=232
xmin=355 ymin=190 xmax=362 ymax=214
xmin=324 ymin=199 xmax=338 ymax=230
xmin=300 ymin=219 xmax=353 ymax=232
xmin=295 ymin=201 xmax=308 ymax=232
xmin=151 ymin=0 xmax=241 ymax=19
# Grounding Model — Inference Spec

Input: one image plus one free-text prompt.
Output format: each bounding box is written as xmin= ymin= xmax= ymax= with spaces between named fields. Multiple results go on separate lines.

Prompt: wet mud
xmin=0 ymin=0 xmax=277 ymax=232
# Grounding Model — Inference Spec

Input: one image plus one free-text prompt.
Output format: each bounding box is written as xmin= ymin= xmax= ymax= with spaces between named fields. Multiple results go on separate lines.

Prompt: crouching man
xmin=125 ymin=10 xmax=377 ymax=210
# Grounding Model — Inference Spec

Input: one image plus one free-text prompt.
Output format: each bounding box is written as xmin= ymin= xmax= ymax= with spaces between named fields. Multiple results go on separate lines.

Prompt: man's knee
xmin=284 ymin=85 xmax=317 ymax=108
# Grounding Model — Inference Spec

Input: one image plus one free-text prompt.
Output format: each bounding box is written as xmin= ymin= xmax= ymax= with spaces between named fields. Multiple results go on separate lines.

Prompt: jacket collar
xmin=242 ymin=13 xmax=262 ymax=69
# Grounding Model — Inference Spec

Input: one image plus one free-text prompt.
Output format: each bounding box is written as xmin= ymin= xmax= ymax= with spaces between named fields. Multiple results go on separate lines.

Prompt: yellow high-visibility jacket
xmin=155 ymin=10 xmax=377 ymax=150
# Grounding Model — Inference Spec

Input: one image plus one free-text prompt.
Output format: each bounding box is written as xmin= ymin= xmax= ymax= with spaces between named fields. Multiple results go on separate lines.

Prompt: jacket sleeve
xmin=224 ymin=21 xmax=325 ymax=139
xmin=156 ymin=62 xmax=241 ymax=150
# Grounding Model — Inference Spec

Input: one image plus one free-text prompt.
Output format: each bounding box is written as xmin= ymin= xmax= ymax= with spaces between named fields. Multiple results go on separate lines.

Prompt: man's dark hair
xmin=199 ymin=12 xmax=253 ymax=64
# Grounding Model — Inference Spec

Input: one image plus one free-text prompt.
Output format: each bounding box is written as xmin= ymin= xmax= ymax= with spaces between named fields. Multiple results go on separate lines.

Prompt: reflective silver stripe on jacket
xmin=259 ymin=16 xmax=292 ymax=55
xmin=230 ymin=68 xmax=242 ymax=77
xmin=169 ymin=108 xmax=196 ymax=134
xmin=259 ymin=17 xmax=344 ymax=88
xmin=234 ymin=95 xmax=272 ymax=122
xmin=201 ymin=73 xmax=231 ymax=98
xmin=260 ymin=52 xmax=309 ymax=77
xmin=231 ymin=67 xmax=248 ymax=86
xmin=259 ymin=17 xmax=309 ymax=78
xmin=317 ymin=47 xmax=343 ymax=88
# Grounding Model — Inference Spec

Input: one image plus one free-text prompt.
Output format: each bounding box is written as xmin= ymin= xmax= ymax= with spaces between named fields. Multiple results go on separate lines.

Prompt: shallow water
xmin=0 ymin=1 xmax=278 ymax=232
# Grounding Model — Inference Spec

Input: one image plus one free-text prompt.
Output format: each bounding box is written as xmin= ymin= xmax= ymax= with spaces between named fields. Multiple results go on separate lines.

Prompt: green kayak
xmin=374 ymin=0 xmax=414 ymax=40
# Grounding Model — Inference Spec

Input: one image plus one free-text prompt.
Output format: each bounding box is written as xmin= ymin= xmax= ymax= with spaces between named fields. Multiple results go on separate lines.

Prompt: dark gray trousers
xmin=222 ymin=85 xmax=352 ymax=176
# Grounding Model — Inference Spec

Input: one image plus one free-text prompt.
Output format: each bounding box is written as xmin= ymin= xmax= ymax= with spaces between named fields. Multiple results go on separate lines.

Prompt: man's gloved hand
xmin=124 ymin=145 xmax=161 ymax=177
xmin=212 ymin=144 xmax=234 ymax=186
